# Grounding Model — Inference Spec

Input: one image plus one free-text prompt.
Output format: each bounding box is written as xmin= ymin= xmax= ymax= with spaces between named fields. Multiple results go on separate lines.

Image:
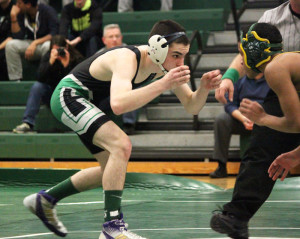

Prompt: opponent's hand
xmin=268 ymin=151 xmax=300 ymax=181
xmin=239 ymin=99 xmax=266 ymax=125
xmin=162 ymin=65 xmax=190 ymax=90
xmin=200 ymin=69 xmax=222 ymax=90
xmin=215 ymin=78 xmax=234 ymax=104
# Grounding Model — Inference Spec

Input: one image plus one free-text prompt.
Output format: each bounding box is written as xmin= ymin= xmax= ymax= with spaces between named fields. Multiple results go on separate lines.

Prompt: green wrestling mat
xmin=0 ymin=169 xmax=300 ymax=238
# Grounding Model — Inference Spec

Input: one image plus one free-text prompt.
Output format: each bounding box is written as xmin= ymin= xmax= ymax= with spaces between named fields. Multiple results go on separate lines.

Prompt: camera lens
xmin=57 ymin=47 xmax=65 ymax=57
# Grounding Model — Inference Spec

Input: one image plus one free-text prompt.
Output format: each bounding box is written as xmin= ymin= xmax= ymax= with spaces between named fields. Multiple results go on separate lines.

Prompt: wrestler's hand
xmin=200 ymin=69 xmax=222 ymax=90
xmin=239 ymin=99 xmax=266 ymax=125
xmin=215 ymin=78 xmax=234 ymax=104
xmin=162 ymin=65 xmax=190 ymax=90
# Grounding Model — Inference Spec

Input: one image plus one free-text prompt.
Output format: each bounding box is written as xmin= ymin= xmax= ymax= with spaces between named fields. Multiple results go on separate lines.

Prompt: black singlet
xmin=70 ymin=45 xmax=157 ymax=105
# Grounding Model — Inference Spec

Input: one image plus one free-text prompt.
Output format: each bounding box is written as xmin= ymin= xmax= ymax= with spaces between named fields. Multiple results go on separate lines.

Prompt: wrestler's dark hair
xmin=149 ymin=20 xmax=189 ymax=45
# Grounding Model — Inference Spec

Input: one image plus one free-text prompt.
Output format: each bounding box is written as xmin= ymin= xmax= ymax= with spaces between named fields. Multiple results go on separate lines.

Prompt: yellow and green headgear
xmin=240 ymin=23 xmax=283 ymax=73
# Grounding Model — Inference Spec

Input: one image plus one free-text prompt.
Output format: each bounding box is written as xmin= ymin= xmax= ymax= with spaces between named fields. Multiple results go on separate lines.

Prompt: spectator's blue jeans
xmin=23 ymin=81 xmax=53 ymax=126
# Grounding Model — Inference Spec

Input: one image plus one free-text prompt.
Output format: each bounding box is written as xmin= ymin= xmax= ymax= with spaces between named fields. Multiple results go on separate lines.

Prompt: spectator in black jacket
xmin=59 ymin=0 xmax=103 ymax=57
xmin=5 ymin=0 xmax=58 ymax=81
xmin=0 ymin=0 xmax=14 ymax=81
xmin=13 ymin=35 xmax=84 ymax=133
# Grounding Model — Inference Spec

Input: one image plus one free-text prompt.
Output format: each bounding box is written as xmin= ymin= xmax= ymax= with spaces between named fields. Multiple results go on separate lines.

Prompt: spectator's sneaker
xmin=99 ymin=214 xmax=147 ymax=239
xmin=13 ymin=122 xmax=33 ymax=134
xmin=210 ymin=210 xmax=249 ymax=239
xmin=23 ymin=190 xmax=67 ymax=237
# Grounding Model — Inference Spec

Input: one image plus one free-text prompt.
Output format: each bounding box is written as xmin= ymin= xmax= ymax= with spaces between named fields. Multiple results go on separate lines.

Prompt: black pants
xmin=0 ymin=49 xmax=9 ymax=81
xmin=223 ymin=90 xmax=300 ymax=221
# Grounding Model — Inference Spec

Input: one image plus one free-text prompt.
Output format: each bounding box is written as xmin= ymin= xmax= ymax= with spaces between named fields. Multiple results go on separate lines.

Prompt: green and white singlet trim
xmin=51 ymin=74 xmax=106 ymax=135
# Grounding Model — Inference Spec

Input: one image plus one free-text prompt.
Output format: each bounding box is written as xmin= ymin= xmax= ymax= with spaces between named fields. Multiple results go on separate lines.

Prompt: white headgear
xmin=147 ymin=32 xmax=186 ymax=74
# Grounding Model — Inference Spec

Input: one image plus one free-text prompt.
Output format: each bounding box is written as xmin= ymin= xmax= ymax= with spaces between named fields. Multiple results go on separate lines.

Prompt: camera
xmin=57 ymin=47 xmax=66 ymax=57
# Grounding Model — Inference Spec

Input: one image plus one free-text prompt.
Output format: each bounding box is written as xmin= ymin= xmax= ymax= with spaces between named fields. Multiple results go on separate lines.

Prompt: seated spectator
xmin=98 ymin=23 xmax=126 ymax=50
xmin=99 ymin=23 xmax=138 ymax=135
xmin=118 ymin=0 xmax=172 ymax=12
xmin=0 ymin=0 xmax=13 ymax=81
xmin=209 ymin=71 xmax=270 ymax=178
xmin=13 ymin=35 xmax=84 ymax=133
xmin=59 ymin=0 xmax=103 ymax=58
xmin=5 ymin=0 xmax=58 ymax=81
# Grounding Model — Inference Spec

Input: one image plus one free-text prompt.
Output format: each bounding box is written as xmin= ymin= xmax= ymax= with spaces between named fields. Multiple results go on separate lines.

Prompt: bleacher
xmin=2 ymin=0 xmax=299 ymax=175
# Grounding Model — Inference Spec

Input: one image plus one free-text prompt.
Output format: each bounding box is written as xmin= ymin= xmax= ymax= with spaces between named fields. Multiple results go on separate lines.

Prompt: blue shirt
xmin=225 ymin=75 xmax=270 ymax=115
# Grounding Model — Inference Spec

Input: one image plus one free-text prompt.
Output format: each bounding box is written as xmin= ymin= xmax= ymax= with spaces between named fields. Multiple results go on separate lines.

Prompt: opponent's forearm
xmin=292 ymin=146 xmax=300 ymax=159
xmin=261 ymin=115 xmax=300 ymax=133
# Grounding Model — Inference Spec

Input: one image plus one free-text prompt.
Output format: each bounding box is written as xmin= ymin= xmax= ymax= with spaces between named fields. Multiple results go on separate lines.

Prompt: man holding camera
xmin=13 ymin=35 xmax=84 ymax=133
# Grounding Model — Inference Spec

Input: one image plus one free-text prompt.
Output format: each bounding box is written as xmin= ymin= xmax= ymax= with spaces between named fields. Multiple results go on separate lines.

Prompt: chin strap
xmin=159 ymin=64 xmax=168 ymax=74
